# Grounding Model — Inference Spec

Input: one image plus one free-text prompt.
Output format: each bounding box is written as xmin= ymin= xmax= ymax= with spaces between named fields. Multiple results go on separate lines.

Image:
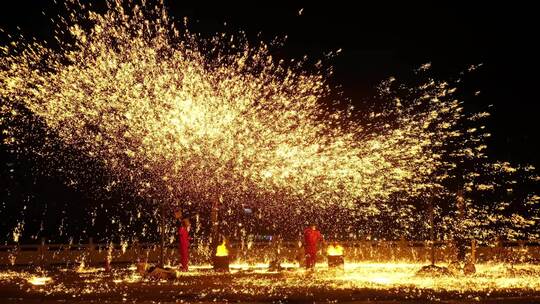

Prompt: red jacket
xmin=178 ymin=226 xmax=190 ymax=251
xmin=304 ymin=228 xmax=322 ymax=252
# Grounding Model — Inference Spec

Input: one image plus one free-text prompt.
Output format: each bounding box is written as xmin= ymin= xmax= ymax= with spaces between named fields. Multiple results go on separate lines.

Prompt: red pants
xmin=179 ymin=247 xmax=189 ymax=271
xmin=305 ymin=249 xmax=316 ymax=268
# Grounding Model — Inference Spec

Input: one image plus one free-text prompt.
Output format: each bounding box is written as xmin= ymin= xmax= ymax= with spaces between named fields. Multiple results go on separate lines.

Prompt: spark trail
xmin=1 ymin=0 xmax=534 ymax=235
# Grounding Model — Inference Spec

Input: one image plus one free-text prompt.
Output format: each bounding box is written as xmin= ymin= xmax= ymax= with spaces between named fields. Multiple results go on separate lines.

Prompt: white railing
xmin=0 ymin=239 xmax=538 ymax=266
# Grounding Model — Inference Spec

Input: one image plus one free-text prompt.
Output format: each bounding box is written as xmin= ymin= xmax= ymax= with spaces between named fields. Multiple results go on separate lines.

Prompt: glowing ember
xmin=236 ymin=262 xmax=540 ymax=292
xmin=0 ymin=262 xmax=539 ymax=302
xmin=215 ymin=241 xmax=229 ymax=257
xmin=327 ymin=244 xmax=344 ymax=256
xmin=27 ymin=276 xmax=52 ymax=286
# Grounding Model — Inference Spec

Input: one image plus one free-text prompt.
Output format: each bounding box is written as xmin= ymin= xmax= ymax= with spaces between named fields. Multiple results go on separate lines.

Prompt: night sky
xmin=0 ymin=1 xmax=538 ymax=242
xmin=2 ymin=1 xmax=537 ymax=165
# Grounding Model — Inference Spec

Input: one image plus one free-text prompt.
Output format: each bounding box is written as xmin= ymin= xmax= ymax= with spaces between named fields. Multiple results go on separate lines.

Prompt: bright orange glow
xmin=27 ymin=276 xmax=52 ymax=286
xmin=216 ymin=241 xmax=229 ymax=257
xmin=327 ymin=244 xmax=344 ymax=256
xmin=0 ymin=262 xmax=539 ymax=297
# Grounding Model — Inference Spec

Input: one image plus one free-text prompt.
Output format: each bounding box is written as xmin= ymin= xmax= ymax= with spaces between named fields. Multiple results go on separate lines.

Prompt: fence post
xmin=428 ymin=200 xmax=436 ymax=265
xmin=105 ymin=241 xmax=112 ymax=272
xmin=423 ymin=240 xmax=430 ymax=263
xmin=399 ymin=236 xmax=407 ymax=261
xmin=40 ymin=237 xmax=47 ymax=268
xmin=132 ymin=238 xmax=139 ymax=264
xmin=369 ymin=236 xmax=375 ymax=261
xmin=518 ymin=240 xmax=526 ymax=263
xmin=495 ymin=236 xmax=503 ymax=262
xmin=471 ymin=239 xmax=477 ymax=264
xmin=87 ymin=237 xmax=94 ymax=265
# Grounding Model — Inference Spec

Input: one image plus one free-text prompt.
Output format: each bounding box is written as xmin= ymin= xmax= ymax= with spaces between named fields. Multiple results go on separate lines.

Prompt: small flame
xmin=215 ymin=240 xmax=229 ymax=257
xmin=327 ymin=244 xmax=344 ymax=256
xmin=77 ymin=260 xmax=86 ymax=272
xmin=28 ymin=276 xmax=52 ymax=286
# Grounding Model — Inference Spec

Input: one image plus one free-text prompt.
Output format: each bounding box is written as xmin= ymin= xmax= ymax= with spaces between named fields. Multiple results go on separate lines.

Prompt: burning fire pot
xmin=213 ymin=240 xmax=230 ymax=272
xmin=327 ymin=244 xmax=345 ymax=268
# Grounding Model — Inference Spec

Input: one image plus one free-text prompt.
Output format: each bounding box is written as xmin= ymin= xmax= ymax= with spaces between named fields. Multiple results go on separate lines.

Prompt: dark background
xmin=1 ymin=1 xmax=538 ymax=243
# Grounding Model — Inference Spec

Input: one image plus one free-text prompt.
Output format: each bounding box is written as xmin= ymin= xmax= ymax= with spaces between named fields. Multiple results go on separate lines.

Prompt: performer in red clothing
xmin=303 ymin=224 xmax=324 ymax=269
xmin=178 ymin=218 xmax=191 ymax=271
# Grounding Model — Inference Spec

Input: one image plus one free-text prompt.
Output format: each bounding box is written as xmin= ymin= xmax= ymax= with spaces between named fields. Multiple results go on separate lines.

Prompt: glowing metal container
xmin=213 ymin=256 xmax=230 ymax=272
xmin=328 ymin=255 xmax=345 ymax=268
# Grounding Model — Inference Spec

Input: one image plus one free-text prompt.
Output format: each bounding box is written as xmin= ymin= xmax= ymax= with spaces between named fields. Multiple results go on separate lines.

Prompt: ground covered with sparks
xmin=1 ymin=262 xmax=540 ymax=303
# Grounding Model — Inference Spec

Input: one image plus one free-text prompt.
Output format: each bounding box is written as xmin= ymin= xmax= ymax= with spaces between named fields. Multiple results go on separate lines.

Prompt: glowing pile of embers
xmin=1 ymin=252 xmax=540 ymax=297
